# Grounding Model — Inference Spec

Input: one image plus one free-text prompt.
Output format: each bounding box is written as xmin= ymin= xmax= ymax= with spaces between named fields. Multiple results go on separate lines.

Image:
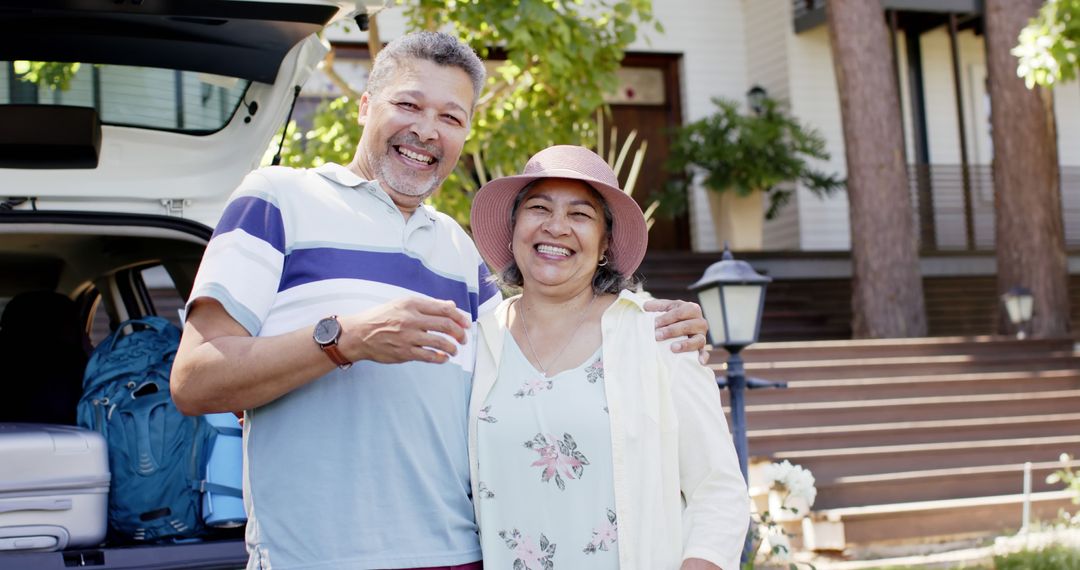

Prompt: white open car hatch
xmin=0 ymin=0 xmax=358 ymax=227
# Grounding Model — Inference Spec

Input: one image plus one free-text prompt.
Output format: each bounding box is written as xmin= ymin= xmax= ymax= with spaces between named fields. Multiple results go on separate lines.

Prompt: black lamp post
xmin=1001 ymin=286 xmax=1034 ymax=339
xmin=689 ymin=244 xmax=781 ymax=483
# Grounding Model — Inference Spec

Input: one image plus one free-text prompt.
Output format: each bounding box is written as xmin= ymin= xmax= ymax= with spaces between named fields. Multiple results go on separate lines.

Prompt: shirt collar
xmin=313 ymin=162 xmax=371 ymax=188
xmin=313 ymin=163 xmax=437 ymax=224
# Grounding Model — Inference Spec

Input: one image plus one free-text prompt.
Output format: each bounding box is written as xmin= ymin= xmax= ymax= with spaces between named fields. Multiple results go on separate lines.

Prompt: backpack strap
xmin=194 ymin=481 xmax=243 ymax=499
xmin=210 ymin=425 xmax=243 ymax=438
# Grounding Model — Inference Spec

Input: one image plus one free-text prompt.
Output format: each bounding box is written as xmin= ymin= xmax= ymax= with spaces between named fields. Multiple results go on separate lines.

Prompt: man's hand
xmin=342 ymin=297 xmax=469 ymax=365
xmin=644 ymin=298 xmax=711 ymax=364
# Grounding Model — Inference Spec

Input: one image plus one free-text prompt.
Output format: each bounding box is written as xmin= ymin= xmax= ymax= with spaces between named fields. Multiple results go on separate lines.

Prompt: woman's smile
xmin=512 ymin=178 xmax=609 ymax=291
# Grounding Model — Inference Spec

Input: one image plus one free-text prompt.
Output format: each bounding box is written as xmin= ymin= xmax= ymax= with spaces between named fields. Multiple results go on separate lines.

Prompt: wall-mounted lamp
xmin=1001 ymin=286 xmax=1034 ymax=339
xmin=746 ymin=85 xmax=768 ymax=116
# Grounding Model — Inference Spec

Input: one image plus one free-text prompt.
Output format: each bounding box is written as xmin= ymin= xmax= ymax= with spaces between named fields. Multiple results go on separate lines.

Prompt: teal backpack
xmin=76 ymin=316 xmax=239 ymax=542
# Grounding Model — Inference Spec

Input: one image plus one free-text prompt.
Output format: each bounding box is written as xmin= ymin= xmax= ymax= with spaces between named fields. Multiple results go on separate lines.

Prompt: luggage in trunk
xmin=0 ymin=423 xmax=109 ymax=552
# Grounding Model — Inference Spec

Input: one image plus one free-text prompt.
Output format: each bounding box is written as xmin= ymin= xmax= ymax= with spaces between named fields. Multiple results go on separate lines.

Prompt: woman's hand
xmin=681 ymin=558 xmax=722 ymax=570
xmin=644 ymin=298 xmax=711 ymax=364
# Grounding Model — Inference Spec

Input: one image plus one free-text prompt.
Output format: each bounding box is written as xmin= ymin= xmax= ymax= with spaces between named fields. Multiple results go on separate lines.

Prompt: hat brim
xmin=470 ymin=168 xmax=648 ymax=278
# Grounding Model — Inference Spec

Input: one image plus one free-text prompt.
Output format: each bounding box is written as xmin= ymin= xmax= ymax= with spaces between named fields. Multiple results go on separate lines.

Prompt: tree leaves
xmin=12 ymin=61 xmax=82 ymax=91
xmin=1014 ymin=0 xmax=1080 ymax=88
xmin=274 ymin=96 xmax=361 ymax=170
xmin=404 ymin=0 xmax=655 ymax=224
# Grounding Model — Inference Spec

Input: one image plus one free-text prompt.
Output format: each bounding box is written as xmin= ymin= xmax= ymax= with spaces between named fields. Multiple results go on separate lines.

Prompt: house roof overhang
xmin=794 ymin=0 xmax=984 ymax=35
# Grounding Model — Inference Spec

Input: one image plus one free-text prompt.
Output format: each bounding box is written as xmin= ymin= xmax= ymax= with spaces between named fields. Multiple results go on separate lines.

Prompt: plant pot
xmin=705 ymin=188 xmax=764 ymax=251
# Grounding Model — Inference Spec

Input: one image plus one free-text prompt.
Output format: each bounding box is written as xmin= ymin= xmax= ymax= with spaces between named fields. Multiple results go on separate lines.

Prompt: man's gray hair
xmin=366 ymin=31 xmax=486 ymax=107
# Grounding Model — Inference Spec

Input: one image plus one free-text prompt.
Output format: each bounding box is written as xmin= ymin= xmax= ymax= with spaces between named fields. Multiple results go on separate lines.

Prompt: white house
xmin=321 ymin=0 xmax=1080 ymax=256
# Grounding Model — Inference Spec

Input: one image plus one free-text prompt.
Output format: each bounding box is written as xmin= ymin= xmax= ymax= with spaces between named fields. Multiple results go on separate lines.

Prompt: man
xmin=171 ymin=31 xmax=710 ymax=570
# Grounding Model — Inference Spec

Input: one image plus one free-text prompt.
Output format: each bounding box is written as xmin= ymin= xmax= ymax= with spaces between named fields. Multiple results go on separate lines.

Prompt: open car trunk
xmin=0 ymin=1 xmax=356 ymax=566
xmin=0 ymin=213 xmax=253 ymax=569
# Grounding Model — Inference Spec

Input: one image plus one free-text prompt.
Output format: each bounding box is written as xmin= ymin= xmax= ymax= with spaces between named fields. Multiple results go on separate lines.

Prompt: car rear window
xmin=1 ymin=61 xmax=250 ymax=134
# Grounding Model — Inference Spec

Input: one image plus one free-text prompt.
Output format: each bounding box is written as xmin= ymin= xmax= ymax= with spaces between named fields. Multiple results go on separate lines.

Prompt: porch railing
xmin=908 ymin=164 xmax=1080 ymax=252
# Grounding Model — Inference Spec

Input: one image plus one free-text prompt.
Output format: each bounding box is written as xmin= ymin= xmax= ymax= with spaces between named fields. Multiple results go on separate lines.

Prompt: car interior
xmin=0 ymin=2 xmax=355 ymax=566
xmin=1 ymin=2 xmax=358 ymax=565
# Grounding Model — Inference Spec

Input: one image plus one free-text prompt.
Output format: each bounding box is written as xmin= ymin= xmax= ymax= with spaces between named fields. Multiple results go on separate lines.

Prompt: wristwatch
xmin=313 ymin=315 xmax=351 ymax=369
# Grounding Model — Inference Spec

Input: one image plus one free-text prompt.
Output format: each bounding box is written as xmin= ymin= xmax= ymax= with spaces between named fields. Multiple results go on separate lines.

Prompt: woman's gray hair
xmin=494 ymin=181 xmax=640 ymax=295
xmin=366 ymin=32 xmax=486 ymax=107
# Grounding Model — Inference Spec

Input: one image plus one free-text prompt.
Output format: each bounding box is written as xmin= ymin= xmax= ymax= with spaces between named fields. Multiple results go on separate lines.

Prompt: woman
xmin=468 ymin=145 xmax=749 ymax=570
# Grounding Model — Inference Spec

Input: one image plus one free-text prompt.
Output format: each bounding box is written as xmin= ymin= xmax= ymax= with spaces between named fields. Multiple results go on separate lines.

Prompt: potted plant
xmin=667 ymin=96 xmax=843 ymax=250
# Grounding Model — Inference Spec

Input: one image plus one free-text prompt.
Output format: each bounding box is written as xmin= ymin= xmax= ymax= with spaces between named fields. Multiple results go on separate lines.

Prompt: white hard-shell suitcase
xmin=0 ymin=423 xmax=110 ymax=552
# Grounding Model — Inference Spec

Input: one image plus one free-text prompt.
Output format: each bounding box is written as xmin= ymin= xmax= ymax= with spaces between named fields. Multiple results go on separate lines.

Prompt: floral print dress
xmin=476 ymin=331 xmax=619 ymax=570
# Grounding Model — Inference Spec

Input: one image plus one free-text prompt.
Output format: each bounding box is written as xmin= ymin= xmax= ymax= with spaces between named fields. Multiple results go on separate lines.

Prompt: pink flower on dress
xmin=583 ymin=508 xmax=618 ymax=554
xmin=478 ymin=405 xmax=497 ymax=423
xmin=585 ymin=358 xmax=604 ymax=384
xmin=514 ymin=376 xmax=553 ymax=398
xmin=524 ymin=433 xmax=589 ymax=490
xmin=499 ymin=529 xmax=555 ymax=570
xmin=514 ymin=535 xmax=542 ymax=569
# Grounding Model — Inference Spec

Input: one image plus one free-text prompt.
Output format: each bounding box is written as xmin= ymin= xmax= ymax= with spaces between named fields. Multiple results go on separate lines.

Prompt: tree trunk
xmin=984 ymin=0 xmax=1071 ymax=338
xmin=826 ymin=0 xmax=927 ymax=338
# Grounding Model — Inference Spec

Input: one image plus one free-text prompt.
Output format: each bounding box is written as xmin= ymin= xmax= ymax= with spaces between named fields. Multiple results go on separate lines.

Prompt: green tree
xmin=12 ymin=61 xmax=82 ymax=91
xmin=1014 ymin=0 xmax=1080 ymax=88
xmin=278 ymin=0 xmax=657 ymax=226
xmin=273 ymin=96 xmax=360 ymax=168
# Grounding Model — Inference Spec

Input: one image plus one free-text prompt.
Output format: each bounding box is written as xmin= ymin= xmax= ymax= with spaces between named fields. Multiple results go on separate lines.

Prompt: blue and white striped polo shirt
xmin=187 ymin=163 xmax=501 ymax=570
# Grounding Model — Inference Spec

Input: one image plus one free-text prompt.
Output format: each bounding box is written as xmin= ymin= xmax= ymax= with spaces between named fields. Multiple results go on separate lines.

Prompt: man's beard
xmin=368 ymin=134 xmax=445 ymax=199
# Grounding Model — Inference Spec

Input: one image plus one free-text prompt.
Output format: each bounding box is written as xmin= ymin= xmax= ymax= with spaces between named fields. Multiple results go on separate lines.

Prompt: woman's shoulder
xmin=606 ymin=288 xmax=654 ymax=316
xmin=478 ymin=295 xmax=517 ymax=331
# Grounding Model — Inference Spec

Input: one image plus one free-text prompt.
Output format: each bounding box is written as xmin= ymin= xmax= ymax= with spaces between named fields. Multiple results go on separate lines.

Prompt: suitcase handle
xmin=0 ymin=497 xmax=72 ymax=514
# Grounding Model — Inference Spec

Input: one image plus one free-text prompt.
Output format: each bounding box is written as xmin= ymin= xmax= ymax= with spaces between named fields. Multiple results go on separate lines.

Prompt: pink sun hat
xmin=470 ymin=145 xmax=648 ymax=276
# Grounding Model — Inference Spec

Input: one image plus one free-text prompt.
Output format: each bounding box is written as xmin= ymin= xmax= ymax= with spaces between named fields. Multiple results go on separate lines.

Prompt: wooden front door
xmin=607 ymin=54 xmax=689 ymax=250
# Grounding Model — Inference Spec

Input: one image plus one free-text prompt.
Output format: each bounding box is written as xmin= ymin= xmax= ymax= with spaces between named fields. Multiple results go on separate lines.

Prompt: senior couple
xmin=171 ymin=30 xmax=748 ymax=570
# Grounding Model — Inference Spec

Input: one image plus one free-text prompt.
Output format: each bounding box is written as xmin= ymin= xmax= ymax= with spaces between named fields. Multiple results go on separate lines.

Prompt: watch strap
xmin=321 ymin=343 xmax=352 ymax=369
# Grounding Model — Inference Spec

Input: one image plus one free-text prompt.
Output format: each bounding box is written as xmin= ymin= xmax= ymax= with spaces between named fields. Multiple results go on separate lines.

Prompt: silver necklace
xmin=517 ymin=294 xmax=597 ymax=377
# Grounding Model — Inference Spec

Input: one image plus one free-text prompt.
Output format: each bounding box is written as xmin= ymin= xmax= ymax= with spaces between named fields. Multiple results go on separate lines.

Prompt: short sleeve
xmin=186 ymin=170 xmax=287 ymax=336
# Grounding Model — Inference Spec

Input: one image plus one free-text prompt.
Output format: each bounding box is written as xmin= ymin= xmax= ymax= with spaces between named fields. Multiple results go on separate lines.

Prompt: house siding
xmin=788 ymin=25 xmax=852 ymax=251
xmin=1056 ymin=83 xmax=1080 ymax=244
xmin=746 ymin=0 xmax=801 ymax=251
xmin=641 ymin=0 xmax=749 ymax=252
xmin=913 ymin=28 xmax=993 ymax=249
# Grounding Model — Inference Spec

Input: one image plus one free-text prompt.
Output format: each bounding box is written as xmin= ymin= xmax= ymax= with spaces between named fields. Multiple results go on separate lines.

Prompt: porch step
xmin=737 ymin=389 xmax=1080 ymax=429
xmin=810 ymin=491 xmax=1077 ymax=547
xmin=814 ymin=461 xmax=1073 ymax=509
xmin=748 ymin=412 xmax=1080 ymax=454
xmin=771 ymin=435 xmax=1080 ymax=480
xmin=740 ymin=336 xmax=1074 ymax=362
xmin=722 ymin=369 xmax=1080 ymax=405
xmin=730 ymin=334 xmax=1080 ymax=554
xmin=735 ymin=351 xmax=1080 ymax=381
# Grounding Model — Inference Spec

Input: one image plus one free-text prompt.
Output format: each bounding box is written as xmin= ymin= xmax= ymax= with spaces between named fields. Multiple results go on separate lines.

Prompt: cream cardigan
xmin=468 ymin=290 xmax=750 ymax=570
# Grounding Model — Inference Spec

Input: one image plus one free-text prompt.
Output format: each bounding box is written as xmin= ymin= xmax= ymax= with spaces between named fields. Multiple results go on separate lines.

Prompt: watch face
xmin=313 ymin=317 xmax=341 ymax=345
